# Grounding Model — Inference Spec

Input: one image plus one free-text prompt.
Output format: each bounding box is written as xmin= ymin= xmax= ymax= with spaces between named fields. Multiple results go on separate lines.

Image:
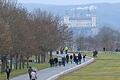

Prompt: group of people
xmin=49 ymin=50 xmax=86 ymax=67
xmin=5 ymin=66 xmax=37 ymax=80
xmin=73 ymin=53 xmax=86 ymax=65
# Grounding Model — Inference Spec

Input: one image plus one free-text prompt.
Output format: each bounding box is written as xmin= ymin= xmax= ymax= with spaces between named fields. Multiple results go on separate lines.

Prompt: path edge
xmin=46 ymin=57 xmax=95 ymax=80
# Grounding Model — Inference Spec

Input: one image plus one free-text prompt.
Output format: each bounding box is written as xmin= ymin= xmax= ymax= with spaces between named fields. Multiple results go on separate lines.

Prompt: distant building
xmin=63 ymin=5 xmax=97 ymax=36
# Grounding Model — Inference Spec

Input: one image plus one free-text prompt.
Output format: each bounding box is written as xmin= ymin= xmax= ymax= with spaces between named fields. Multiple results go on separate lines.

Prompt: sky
xmin=18 ymin=0 xmax=120 ymax=5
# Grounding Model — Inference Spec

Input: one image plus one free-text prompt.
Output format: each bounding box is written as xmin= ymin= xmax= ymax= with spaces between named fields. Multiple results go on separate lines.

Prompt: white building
xmin=63 ymin=5 xmax=96 ymax=28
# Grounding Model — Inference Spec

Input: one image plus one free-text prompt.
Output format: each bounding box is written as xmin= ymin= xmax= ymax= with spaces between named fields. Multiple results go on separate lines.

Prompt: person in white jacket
xmin=31 ymin=70 xmax=37 ymax=80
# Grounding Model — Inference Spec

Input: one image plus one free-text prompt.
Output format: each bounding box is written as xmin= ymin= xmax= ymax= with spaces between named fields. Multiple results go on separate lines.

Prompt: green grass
xmin=57 ymin=52 xmax=120 ymax=80
xmin=0 ymin=63 xmax=49 ymax=80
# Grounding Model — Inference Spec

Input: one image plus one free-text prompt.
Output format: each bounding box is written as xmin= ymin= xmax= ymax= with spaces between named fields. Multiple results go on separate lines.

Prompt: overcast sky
xmin=18 ymin=0 xmax=120 ymax=5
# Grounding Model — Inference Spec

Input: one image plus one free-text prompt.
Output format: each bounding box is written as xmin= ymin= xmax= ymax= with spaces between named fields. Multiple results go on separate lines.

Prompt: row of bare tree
xmin=0 ymin=0 xmax=73 ymax=72
xmin=76 ymin=26 xmax=120 ymax=51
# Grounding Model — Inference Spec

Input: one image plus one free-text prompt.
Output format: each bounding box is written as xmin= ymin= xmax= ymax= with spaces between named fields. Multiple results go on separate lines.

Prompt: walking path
xmin=11 ymin=58 xmax=94 ymax=80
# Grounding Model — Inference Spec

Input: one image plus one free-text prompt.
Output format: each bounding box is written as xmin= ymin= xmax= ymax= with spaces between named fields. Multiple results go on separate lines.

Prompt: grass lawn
xmin=0 ymin=63 xmax=49 ymax=80
xmin=57 ymin=52 xmax=120 ymax=80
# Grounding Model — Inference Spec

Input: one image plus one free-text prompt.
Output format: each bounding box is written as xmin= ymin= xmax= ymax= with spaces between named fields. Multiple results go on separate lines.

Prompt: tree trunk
xmin=38 ymin=54 xmax=40 ymax=63
xmin=41 ymin=52 xmax=46 ymax=63
xmin=19 ymin=55 xmax=22 ymax=69
xmin=22 ymin=56 xmax=25 ymax=69
xmin=15 ymin=54 xmax=18 ymax=69
xmin=35 ymin=55 xmax=38 ymax=63
xmin=26 ymin=57 xmax=29 ymax=68
xmin=10 ymin=56 xmax=13 ymax=70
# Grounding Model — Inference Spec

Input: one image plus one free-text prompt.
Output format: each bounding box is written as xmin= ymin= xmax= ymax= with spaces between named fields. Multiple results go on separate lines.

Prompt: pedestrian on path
xmin=93 ymin=50 xmax=98 ymax=57
xmin=70 ymin=55 xmax=73 ymax=63
xmin=66 ymin=54 xmax=69 ymax=64
xmin=62 ymin=57 xmax=66 ymax=66
xmin=83 ymin=54 xmax=86 ymax=62
xmin=73 ymin=53 xmax=78 ymax=65
xmin=64 ymin=46 xmax=68 ymax=54
xmin=61 ymin=53 xmax=66 ymax=66
xmin=57 ymin=53 xmax=62 ymax=66
xmin=78 ymin=53 xmax=82 ymax=64
xmin=49 ymin=58 xmax=54 ymax=67
xmin=5 ymin=66 xmax=11 ymax=80
xmin=31 ymin=70 xmax=37 ymax=80
xmin=28 ymin=66 xmax=33 ymax=80
xmin=54 ymin=57 xmax=58 ymax=67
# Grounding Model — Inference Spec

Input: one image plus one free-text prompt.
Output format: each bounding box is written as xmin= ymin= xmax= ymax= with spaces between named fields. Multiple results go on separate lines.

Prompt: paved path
xmin=11 ymin=58 xmax=91 ymax=80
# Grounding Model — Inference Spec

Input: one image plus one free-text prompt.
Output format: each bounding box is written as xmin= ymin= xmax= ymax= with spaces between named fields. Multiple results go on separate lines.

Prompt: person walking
xmin=62 ymin=57 xmax=66 ymax=66
xmin=64 ymin=46 xmax=68 ymax=54
xmin=5 ymin=66 xmax=11 ymax=80
xmin=31 ymin=70 xmax=37 ymax=80
xmin=66 ymin=54 xmax=69 ymax=64
xmin=28 ymin=66 xmax=33 ymax=80
xmin=76 ymin=56 xmax=79 ymax=65
xmin=73 ymin=53 xmax=77 ymax=63
xmin=54 ymin=57 xmax=58 ymax=67
xmin=61 ymin=53 xmax=66 ymax=66
xmin=93 ymin=50 xmax=98 ymax=57
xmin=49 ymin=58 xmax=54 ymax=67
xmin=83 ymin=54 xmax=86 ymax=62
xmin=70 ymin=55 xmax=73 ymax=63
xmin=58 ymin=53 xmax=62 ymax=66
xmin=78 ymin=53 xmax=82 ymax=64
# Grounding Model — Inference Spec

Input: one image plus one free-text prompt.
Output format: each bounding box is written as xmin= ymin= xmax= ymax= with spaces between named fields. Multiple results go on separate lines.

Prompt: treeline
xmin=0 ymin=0 xmax=73 ymax=72
xmin=76 ymin=26 xmax=120 ymax=51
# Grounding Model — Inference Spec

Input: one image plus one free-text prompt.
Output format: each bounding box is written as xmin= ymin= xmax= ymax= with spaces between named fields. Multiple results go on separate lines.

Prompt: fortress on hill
xmin=63 ymin=5 xmax=97 ymax=36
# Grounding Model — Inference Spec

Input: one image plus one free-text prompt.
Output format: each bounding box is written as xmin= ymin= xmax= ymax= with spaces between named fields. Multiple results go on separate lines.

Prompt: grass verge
xmin=0 ymin=63 xmax=49 ymax=80
xmin=57 ymin=52 xmax=120 ymax=80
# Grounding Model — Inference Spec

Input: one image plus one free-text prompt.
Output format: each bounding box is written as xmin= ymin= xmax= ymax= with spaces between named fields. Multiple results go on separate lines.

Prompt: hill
xmin=22 ymin=3 xmax=120 ymax=30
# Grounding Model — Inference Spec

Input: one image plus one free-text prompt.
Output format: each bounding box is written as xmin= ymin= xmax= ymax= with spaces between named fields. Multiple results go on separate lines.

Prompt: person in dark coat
xmin=103 ymin=47 xmax=106 ymax=51
xmin=73 ymin=53 xmax=78 ymax=64
xmin=56 ymin=51 xmax=59 ymax=54
xmin=62 ymin=57 xmax=66 ymax=66
xmin=93 ymin=50 xmax=98 ymax=57
xmin=73 ymin=53 xmax=76 ymax=62
xmin=28 ymin=66 xmax=33 ymax=80
xmin=78 ymin=53 xmax=82 ymax=64
xmin=49 ymin=58 xmax=54 ymax=67
xmin=54 ymin=58 xmax=58 ymax=67
xmin=5 ymin=66 xmax=11 ymax=80
xmin=70 ymin=55 xmax=73 ymax=63
xmin=66 ymin=54 xmax=69 ymax=64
